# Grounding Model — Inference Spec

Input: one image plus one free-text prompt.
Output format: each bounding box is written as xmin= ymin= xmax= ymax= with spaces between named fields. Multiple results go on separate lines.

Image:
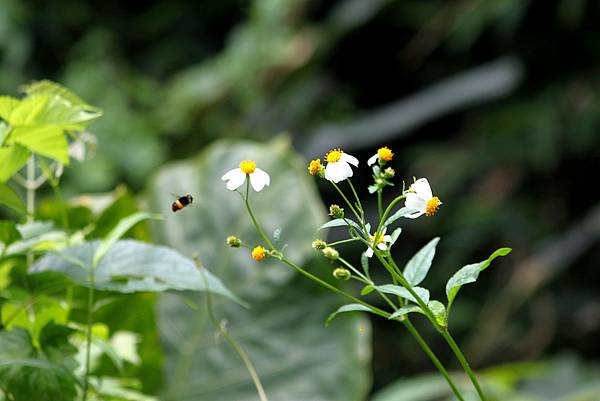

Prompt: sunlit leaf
xmin=403 ymin=237 xmax=440 ymax=286
xmin=375 ymin=284 xmax=430 ymax=304
xmin=0 ymin=184 xmax=25 ymax=214
xmin=0 ymin=145 xmax=30 ymax=183
xmin=9 ymin=125 xmax=69 ymax=164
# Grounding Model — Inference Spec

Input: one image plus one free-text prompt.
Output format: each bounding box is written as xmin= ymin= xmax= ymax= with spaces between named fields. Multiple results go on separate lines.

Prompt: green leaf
xmin=0 ymin=221 xmax=21 ymax=246
xmin=0 ymin=323 xmax=78 ymax=401
xmin=318 ymin=217 xmax=362 ymax=232
xmin=360 ymin=284 xmax=375 ymax=295
xmin=8 ymin=95 xmax=49 ymax=125
xmin=0 ymin=144 xmax=30 ymax=183
xmin=9 ymin=125 xmax=69 ymax=164
xmin=375 ymin=284 xmax=430 ymax=304
xmin=148 ymin=137 xmax=370 ymax=401
xmin=384 ymin=207 xmax=416 ymax=227
xmin=371 ymin=373 xmax=452 ymax=401
xmin=93 ymin=212 xmax=161 ymax=267
xmin=5 ymin=221 xmax=68 ymax=256
xmin=31 ymin=240 xmax=244 ymax=304
xmin=403 ymin=237 xmax=440 ymax=286
xmin=0 ymin=96 xmax=20 ymax=123
xmin=388 ymin=305 xmax=423 ymax=320
xmin=428 ymin=300 xmax=447 ymax=327
xmin=326 ymin=303 xmax=375 ymax=325
xmin=446 ymin=247 xmax=512 ymax=312
xmin=0 ymin=183 xmax=25 ymax=214
xmin=361 ymin=251 xmax=370 ymax=277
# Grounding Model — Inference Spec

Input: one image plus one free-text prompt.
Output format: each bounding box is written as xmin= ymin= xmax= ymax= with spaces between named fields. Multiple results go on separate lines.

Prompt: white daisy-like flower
xmin=367 ymin=146 xmax=394 ymax=166
xmin=324 ymin=148 xmax=359 ymax=183
xmin=404 ymin=178 xmax=442 ymax=219
xmin=365 ymin=227 xmax=393 ymax=258
xmin=222 ymin=160 xmax=270 ymax=192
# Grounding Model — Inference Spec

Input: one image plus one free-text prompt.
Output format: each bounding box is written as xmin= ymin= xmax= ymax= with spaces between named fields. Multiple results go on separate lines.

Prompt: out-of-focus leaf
xmin=0 ymin=220 xmax=21 ymax=246
xmin=9 ymin=125 xmax=69 ymax=164
xmin=371 ymin=373 xmax=455 ymax=401
xmin=0 ymin=144 xmax=30 ymax=183
xmin=326 ymin=303 xmax=376 ymax=325
xmin=0 ymin=96 xmax=20 ymax=122
xmin=0 ymin=323 xmax=79 ymax=401
xmin=31 ymin=240 xmax=243 ymax=305
xmin=403 ymin=237 xmax=440 ymax=286
xmin=147 ymin=137 xmax=371 ymax=401
xmin=0 ymin=183 xmax=25 ymax=214
xmin=446 ymin=248 xmax=512 ymax=314
xmin=4 ymin=221 xmax=68 ymax=256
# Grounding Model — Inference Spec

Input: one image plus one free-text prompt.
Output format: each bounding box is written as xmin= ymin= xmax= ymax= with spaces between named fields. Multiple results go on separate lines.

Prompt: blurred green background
xmin=1 ymin=0 xmax=599 ymax=399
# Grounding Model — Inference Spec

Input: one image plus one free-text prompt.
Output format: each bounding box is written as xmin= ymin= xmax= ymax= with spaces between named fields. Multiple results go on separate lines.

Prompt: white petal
xmin=325 ymin=162 xmax=352 ymax=183
xmin=411 ymin=178 xmax=433 ymax=199
xmin=405 ymin=193 xmax=427 ymax=211
xmin=367 ymin=154 xmax=378 ymax=166
xmin=223 ymin=169 xmax=246 ymax=191
xmin=365 ymin=247 xmax=374 ymax=258
xmin=404 ymin=210 xmax=425 ymax=219
xmin=221 ymin=168 xmax=240 ymax=181
xmin=341 ymin=153 xmax=359 ymax=167
xmin=377 ymin=243 xmax=388 ymax=251
xmin=249 ymin=168 xmax=270 ymax=192
xmin=383 ymin=235 xmax=392 ymax=242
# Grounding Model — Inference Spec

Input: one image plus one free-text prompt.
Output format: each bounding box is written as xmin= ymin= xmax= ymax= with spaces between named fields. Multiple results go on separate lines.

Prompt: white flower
xmin=404 ymin=178 xmax=442 ymax=219
xmin=367 ymin=146 xmax=394 ymax=166
xmin=222 ymin=160 xmax=270 ymax=192
xmin=365 ymin=227 xmax=393 ymax=258
xmin=324 ymin=148 xmax=359 ymax=183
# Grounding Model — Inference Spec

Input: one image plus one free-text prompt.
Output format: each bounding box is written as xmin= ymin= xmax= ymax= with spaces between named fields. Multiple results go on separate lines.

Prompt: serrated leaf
xmin=0 ymin=184 xmax=25 ymax=214
xmin=375 ymin=284 xmax=430 ymax=304
xmin=403 ymin=237 xmax=440 ymax=286
xmin=388 ymin=305 xmax=423 ymax=320
xmin=326 ymin=303 xmax=375 ymax=326
xmin=9 ymin=125 xmax=69 ymax=164
xmin=31 ymin=240 xmax=245 ymax=306
xmin=446 ymin=248 xmax=512 ymax=313
xmin=318 ymin=217 xmax=362 ymax=232
xmin=0 ymin=145 xmax=30 ymax=183
xmin=384 ymin=207 xmax=416 ymax=227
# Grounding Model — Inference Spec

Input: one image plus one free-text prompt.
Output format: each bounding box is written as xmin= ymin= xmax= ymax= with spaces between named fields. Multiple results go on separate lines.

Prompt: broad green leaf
xmin=8 ymin=94 xmax=49 ymax=125
xmin=384 ymin=207 xmax=416 ymax=227
xmin=93 ymin=212 xmax=161 ymax=267
xmin=388 ymin=305 xmax=423 ymax=320
xmin=0 ymin=183 xmax=25 ymax=214
xmin=375 ymin=284 xmax=430 ymax=304
xmin=5 ymin=221 xmax=68 ymax=256
xmin=0 ymin=221 xmax=21 ymax=247
xmin=326 ymin=303 xmax=375 ymax=325
xmin=403 ymin=237 xmax=440 ymax=286
xmin=371 ymin=373 xmax=454 ymax=401
xmin=446 ymin=248 xmax=512 ymax=313
xmin=0 ymin=96 xmax=20 ymax=122
xmin=0 ymin=323 xmax=78 ymax=401
xmin=428 ymin=300 xmax=447 ymax=327
xmin=0 ymin=144 xmax=30 ymax=183
xmin=9 ymin=125 xmax=69 ymax=164
xmin=318 ymin=217 xmax=362 ymax=232
xmin=148 ymin=137 xmax=370 ymax=401
xmin=31 ymin=240 xmax=244 ymax=304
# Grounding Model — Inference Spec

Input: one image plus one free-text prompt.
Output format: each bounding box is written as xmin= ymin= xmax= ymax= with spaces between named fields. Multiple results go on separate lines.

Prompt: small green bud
xmin=375 ymin=178 xmax=384 ymax=185
xmin=227 ymin=235 xmax=241 ymax=248
xmin=322 ymin=246 xmax=339 ymax=261
xmin=333 ymin=267 xmax=351 ymax=281
xmin=329 ymin=204 xmax=344 ymax=219
xmin=312 ymin=239 xmax=327 ymax=250
xmin=383 ymin=167 xmax=395 ymax=179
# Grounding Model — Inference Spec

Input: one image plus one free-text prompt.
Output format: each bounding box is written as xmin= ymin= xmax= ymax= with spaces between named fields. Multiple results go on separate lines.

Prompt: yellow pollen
xmin=425 ymin=196 xmax=442 ymax=217
xmin=239 ymin=160 xmax=257 ymax=174
xmin=251 ymin=246 xmax=267 ymax=261
xmin=377 ymin=146 xmax=393 ymax=162
xmin=370 ymin=233 xmax=384 ymax=245
xmin=326 ymin=149 xmax=342 ymax=163
xmin=308 ymin=159 xmax=322 ymax=175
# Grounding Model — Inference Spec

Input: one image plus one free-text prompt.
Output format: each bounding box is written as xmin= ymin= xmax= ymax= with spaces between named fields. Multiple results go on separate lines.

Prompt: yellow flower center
xmin=425 ymin=196 xmax=442 ymax=217
xmin=308 ymin=159 xmax=322 ymax=175
xmin=325 ymin=149 xmax=342 ymax=163
xmin=239 ymin=160 xmax=257 ymax=174
xmin=370 ymin=232 xmax=384 ymax=245
xmin=377 ymin=146 xmax=393 ymax=162
xmin=251 ymin=246 xmax=267 ymax=261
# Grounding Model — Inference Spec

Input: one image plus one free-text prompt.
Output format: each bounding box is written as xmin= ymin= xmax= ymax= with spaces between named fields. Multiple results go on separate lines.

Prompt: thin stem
xmin=376 ymin=194 xmax=406 ymax=235
xmin=244 ymin=180 xmax=276 ymax=250
xmin=327 ymin=237 xmax=360 ymax=247
xmin=441 ymin=330 xmax=487 ymax=401
xmin=403 ymin=319 xmax=466 ymax=401
xmin=338 ymin=257 xmax=370 ymax=283
xmin=81 ymin=268 xmax=95 ymax=401
xmin=377 ymin=190 xmax=383 ymax=221
xmin=331 ymin=182 xmax=362 ymax=222
xmin=199 ymin=265 xmax=268 ymax=401
xmin=347 ymin=179 xmax=363 ymax=215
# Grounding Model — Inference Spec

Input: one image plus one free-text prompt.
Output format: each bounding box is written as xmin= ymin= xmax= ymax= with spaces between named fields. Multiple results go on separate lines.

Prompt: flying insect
xmin=171 ymin=194 xmax=193 ymax=212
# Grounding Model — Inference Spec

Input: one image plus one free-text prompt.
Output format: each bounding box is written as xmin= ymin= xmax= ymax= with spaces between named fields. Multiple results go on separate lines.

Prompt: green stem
xmin=441 ymin=330 xmax=487 ymax=401
xmin=199 ymin=265 xmax=269 ymax=401
xmin=81 ymin=268 xmax=95 ymax=401
xmin=347 ymin=179 xmax=363 ymax=215
xmin=377 ymin=190 xmax=383 ymax=221
xmin=327 ymin=238 xmax=360 ymax=247
xmin=244 ymin=179 xmax=276 ymax=250
xmin=376 ymin=194 xmax=406 ymax=235
xmin=331 ymin=182 xmax=362 ymax=222
xmin=403 ymin=319 xmax=466 ymax=401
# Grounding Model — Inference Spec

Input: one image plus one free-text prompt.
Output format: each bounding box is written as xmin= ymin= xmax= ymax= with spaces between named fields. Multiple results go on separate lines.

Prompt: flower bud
xmin=312 ymin=239 xmax=327 ymax=250
xmin=308 ymin=159 xmax=324 ymax=177
xmin=251 ymin=246 xmax=267 ymax=261
xmin=328 ymin=204 xmax=344 ymax=219
xmin=322 ymin=247 xmax=339 ymax=261
xmin=383 ymin=167 xmax=395 ymax=179
xmin=227 ymin=235 xmax=242 ymax=248
xmin=333 ymin=267 xmax=351 ymax=281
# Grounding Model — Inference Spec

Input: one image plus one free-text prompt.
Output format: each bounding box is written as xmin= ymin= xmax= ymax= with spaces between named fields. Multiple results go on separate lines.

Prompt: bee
xmin=171 ymin=194 xmax=193 ymax=212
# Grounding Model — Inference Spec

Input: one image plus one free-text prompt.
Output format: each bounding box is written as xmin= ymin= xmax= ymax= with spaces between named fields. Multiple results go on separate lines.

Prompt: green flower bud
xmin=329 ymin=204 xmax=344 ymax=219
xmin=383 ymin=167 xmax=395 ymax=179
xmin=227 ymin=235 xmax=242 ymax=248
xmin=322 ymin=246 xmax=339 ymax=261
xmin=333 ymin=267 xmax=351 ymax=281
xmin=312 ymin=239 xmax=327 ymax=250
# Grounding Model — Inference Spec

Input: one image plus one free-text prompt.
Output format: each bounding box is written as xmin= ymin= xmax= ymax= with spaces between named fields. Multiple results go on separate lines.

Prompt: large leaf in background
xmin=0 ymin=184 xmax=25 ymax=214
xmin=31 ymin=240 xmax=241 ymax=303
xmin=147 ymin=137 xmax=371 ymax=401
xmin=0 ymin=323 xmax=79 ymax=401
xmin=0 ymin=144 xmax=30 ymax=183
